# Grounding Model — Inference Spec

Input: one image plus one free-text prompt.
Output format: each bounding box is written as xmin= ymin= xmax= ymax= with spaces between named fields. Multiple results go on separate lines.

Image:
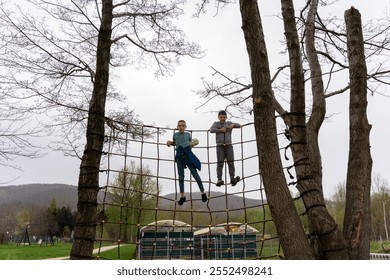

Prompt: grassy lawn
xmin=0 ymin=243 xmax=73 ymax=260
xmin=0 ymin=241 xmax=388 ymax=260
xmin=0 ymin=243 xmax=136 ymax=260
xmin=93 ymin=244 xmax=136 ymax=260
xmin=370 ymin=241 xmax=390 ymax=253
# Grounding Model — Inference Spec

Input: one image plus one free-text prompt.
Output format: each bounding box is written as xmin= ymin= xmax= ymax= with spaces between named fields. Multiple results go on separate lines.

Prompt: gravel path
xmin=47 ymin=245 xmax=120 ymax=260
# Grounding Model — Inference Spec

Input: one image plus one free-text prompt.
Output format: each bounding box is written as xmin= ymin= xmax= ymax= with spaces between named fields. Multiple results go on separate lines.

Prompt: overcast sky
xmin=1 ymin=0 xmax=389 ymax=199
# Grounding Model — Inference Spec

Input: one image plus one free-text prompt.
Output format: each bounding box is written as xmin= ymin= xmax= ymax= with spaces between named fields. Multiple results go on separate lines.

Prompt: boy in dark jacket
xmin=210 ymin=111 xmax=240 ymax=187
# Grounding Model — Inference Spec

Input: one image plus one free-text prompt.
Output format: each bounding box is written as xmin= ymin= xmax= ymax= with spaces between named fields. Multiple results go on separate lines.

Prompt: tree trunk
xmin=239 ymin=0 xmax=315 ymax=259
xmin=343 ymin=7 xmax=372 ymax=260
xmin=281 ymin=0 xmax=349 ymax=259
xmin=70 ymin=0 xmax=113 ymax=259
xmin=305 ymin=0 xmax=326 ymax=257
xmin=383 ymin=201 xmax=389 ymax=241
xmin=305 ymin=0 xmax=325 ymax=198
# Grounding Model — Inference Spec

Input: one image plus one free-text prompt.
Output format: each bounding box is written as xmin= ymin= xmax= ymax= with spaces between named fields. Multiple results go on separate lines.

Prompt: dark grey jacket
xmin=210 ymin=121 xmax=241 ymax=145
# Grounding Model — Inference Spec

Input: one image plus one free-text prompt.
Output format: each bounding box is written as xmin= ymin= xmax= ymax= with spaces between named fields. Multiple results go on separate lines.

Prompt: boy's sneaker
xmin=231 ymin=176 xmax=240 ymax=186
xmin=201 ymin=193 xmax=208 ymax=202
xmin=178 ymin=196 xmax=186 ymax=206
xmin=216 ymin=179 xmax=224 ymax=187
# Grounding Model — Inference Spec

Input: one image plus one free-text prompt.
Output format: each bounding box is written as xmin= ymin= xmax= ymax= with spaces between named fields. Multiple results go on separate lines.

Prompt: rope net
xmin=94 ymin=120 xmax=290 ymax=260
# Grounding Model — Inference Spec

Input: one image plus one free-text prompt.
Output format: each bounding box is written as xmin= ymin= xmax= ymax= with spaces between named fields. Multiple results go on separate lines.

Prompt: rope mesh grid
xmin=95 ymin=120 xmax=287 ymax=260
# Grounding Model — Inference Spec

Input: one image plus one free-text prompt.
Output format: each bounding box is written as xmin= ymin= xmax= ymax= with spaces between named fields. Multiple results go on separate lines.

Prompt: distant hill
xmin=0 ymin=184 xmax=79 ymax=210
xmin=0 ymin=184 xmax=265 ymax=214
xmin=158 ymin=192 xmax=265 ymax=214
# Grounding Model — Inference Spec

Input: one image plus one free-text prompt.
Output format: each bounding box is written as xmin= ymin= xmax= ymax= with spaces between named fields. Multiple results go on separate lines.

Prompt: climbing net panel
xmin=94 ymin=120 xmax=286 ymax=260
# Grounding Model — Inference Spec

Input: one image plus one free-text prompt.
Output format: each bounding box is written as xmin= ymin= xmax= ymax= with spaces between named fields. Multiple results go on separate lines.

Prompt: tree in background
xmin=0 ymin=203 xmax=19 ymax=238
xmin=0 ymin=104 xmax=43 ymax=180
xmin=233 ymin=207 xmax=277 ymax=238
xmin=0 ymin=198 xmax=75 ymax=242
xmin=328 ymin=182 xmax=347 ymax=230
xmin=52 ymin=206 xmax=75 ymax=238
xmin=371 ymin=173 xmax=390 ymax=241
xmin=104 ymin=162 xmax=160 ymax=242
xmin=328 ymin=176 xmax=389 ymax=245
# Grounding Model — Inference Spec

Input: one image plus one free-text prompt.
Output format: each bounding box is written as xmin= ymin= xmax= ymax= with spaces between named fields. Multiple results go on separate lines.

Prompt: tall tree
xmin=238 ymin=0 xmax=348 ymax=259
xmin=343 ymin=7 xmax=373 ymax=259
xmin=239 ymin=0 xmax=315 ymax=259
xmin=0 ymin=0 xmax=201 ymax=259
xmin=70 ymin=0 xmax=114 ymax=260
xmin=70 ymin=0 xmax=200 ymax=259
xmin=281 ymin=0 xmax=348 ymax=259
xmin=197 ymin=0 xmax=388 ymax=259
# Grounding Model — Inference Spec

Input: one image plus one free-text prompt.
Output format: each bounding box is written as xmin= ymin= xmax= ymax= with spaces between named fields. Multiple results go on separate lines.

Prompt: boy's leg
xmin=186 ymin=159 xmax=205 ymax=193
xmin=176 ymin=157 xmax=185 ymax=194
xmin=176 ymin=157 xmax=187 ymax=205
xmin=216 ymin=145 xmax=225 ymax=186
xmin=185 ymin=158 xmax=207 ymax=202
xmin=226 ymin=145 xmax=240 ymax=186
xmin=226 ymin=145 xmax=235 ymax=179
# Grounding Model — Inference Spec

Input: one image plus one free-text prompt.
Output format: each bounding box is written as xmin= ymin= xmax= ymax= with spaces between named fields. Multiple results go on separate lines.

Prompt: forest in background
xmin=0 ymin=181 xmax=388 ymax=244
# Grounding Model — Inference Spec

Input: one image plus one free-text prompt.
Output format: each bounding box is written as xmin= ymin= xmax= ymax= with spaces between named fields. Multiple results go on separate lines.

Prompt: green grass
xmin=0 ymin=243 xmax=73 ymax=260
xmin=370 ymin=241 xmax=390 ymax=253
xmin=94 ymin=244 xmax=136 ymax=260
xmin=0 ymin=243 xmax=136 ymax=260
xmin=1 ymin=241 xmax=388 ymax=260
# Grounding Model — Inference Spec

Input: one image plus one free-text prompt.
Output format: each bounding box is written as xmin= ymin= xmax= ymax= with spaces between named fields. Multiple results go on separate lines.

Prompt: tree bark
xmin=343 ymin=7 xmax=372 ymax=260
xmin=239 ymin=0 xmax=315 ymax=259
xmin=383 ymin=201 xmax=389 ymax=241
xmin=70 ymin=0 xmax=113 ymax=259
xmin=306 ymin=0 xmax=325 ymax=196
xmin=281 ymin=0 xmax=348 ymax=259
xmin=305 ymin=0 xmax=326 ymax=256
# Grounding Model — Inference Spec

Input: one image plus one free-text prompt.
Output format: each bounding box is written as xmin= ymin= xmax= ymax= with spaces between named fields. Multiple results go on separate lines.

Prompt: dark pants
xmin=176 ymin=153 xmax=204 ymax=194
xmin=216 ymin=144 xmax=235 ymax=180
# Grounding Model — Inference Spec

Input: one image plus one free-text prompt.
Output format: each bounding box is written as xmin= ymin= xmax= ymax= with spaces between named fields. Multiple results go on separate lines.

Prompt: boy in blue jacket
xmin=210 ymin=110 xmax=241 ymax=187
xmin=167 ymin=120 xmax=208 ymax=205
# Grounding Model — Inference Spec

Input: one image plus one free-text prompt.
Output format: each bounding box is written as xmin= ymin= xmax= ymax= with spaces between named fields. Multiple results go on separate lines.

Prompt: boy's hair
xmin=177 ymin=119 xmax=186 ymax=125
xmin=218 ymin=110 xmax=227 ymax=116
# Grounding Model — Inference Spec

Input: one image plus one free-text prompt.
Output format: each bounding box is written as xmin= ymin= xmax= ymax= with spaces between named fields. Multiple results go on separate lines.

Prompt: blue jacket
xmin=175 ymin=145 xmax=201 ymax=171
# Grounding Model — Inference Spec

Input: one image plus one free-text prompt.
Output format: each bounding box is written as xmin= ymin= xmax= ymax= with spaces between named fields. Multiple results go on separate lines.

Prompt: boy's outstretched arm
xmin=232 ymin=122 xmax=241 ymax=129
xmin=166 ymin=140 xmax=175 ymax=147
